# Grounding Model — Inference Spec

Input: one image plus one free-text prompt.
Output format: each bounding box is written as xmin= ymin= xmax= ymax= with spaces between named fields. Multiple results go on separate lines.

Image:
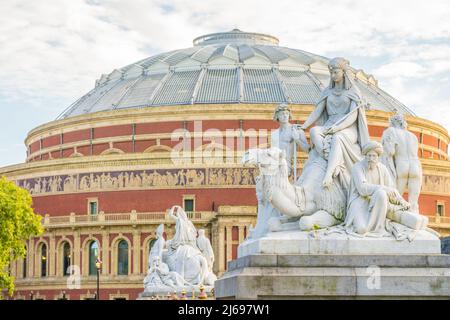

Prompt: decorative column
xmin=210 ymin=220 xmax=219 ymax=274
xmin=226 ymin=226 xmax=232 ymax=270
xmin=217 ymin=225 xmax=225 ymax=274
xmin=49 ymin=233 xmax=56 ymax=276
xmin=102 ymin=231 xmax=109 ymax=275
xmin=238 ymin=226 xmax=245 ymax=244
xmin=10 ymin=258 xmax=16 ymax=278
xmin=73 ymin=231 xmax=81 ymax=273
xmin=32 ymin=238 xmax=39 ymax=278
xmin=28 ymin=238 xmax=34 ymax=278
xmin=132 ymin=230 xmax=141 ymax=275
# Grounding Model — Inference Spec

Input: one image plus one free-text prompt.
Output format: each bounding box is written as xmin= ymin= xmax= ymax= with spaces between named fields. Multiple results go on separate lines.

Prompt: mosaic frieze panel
xmin=16 ymin=167 xmax=258 ymax=195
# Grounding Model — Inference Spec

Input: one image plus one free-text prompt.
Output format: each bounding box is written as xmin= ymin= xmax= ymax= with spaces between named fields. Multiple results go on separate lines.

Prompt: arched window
xmin=40 ymin=244 xmax=47 ymax=277
xmin=117 ymin=240 xmax=128 ymax=275
xmin=62 ymin=242 xmax=71 ymax=276
xmin=148 ymin=239 xmax=157 ymax=254
xmin=23 ymin=246 xmax=27 ymax=279
xmin=89 ymin=241 xmax=99 ymax=276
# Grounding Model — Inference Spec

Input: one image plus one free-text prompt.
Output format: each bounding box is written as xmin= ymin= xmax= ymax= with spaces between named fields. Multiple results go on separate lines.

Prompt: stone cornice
xmin=24 ymin=104 xmax=450 ymax=146
xmin=2 ymin=151 xmax=450 ymax=179
xmin=27 ymin=133 xmax=449 ymax=162
xmin=1 ymin=152 xmax=256 ymax=177
xmin=26 ymin=104 xmax=311 ymax=145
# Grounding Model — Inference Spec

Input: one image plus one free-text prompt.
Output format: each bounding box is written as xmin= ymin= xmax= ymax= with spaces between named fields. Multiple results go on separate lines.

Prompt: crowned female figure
xmin=301 ymin=57 xmax=370 ymax=189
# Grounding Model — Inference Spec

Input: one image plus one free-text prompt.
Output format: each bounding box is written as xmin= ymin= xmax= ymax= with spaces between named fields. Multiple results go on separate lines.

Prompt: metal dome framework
xmin=57 ymin=30 xmax=414 ymax=120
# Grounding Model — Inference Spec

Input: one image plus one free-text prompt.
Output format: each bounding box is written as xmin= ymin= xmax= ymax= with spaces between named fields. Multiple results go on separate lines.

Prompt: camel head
xmin=242 ymin=147 xmax=287 ymax=176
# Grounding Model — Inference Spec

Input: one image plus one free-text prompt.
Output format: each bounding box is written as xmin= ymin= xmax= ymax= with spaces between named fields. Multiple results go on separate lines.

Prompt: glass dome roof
xmin=57 ymin=29 xmax=414 ymax=119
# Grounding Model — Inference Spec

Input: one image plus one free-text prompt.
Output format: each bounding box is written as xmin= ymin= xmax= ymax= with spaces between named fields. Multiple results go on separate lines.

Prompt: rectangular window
xmin=90 ymin=128 xmax=94 ymax=155
xmin=89 ymin=201 xmax=98 ymax=215
xmin=184 ymin=199 xmax=194 ymax=212
xmin=232 ymin=244 xmax=238 ymax=260
xmin=437 ymin=203 xmax=444 ymax=216
xmin=232 ymin=226 xmax=239 ymax=241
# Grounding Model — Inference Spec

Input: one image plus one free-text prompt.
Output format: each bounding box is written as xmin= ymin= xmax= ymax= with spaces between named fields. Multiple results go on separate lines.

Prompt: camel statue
xmin=243 ymin=145 xmax=347 ymax=237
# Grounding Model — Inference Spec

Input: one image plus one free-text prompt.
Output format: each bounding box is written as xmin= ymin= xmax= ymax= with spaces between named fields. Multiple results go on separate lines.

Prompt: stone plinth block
xmin=238 ymin=230 xmax=441 ymax=257
xmin=214 ymin=254 xmax=450 ymax=299
xmin=138 ymin=290 xmax=214 ymax=300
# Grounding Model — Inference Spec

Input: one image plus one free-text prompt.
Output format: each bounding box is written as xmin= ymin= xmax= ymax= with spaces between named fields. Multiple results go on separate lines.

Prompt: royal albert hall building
xmin=1 ymin=30 xmax=450 ymax=300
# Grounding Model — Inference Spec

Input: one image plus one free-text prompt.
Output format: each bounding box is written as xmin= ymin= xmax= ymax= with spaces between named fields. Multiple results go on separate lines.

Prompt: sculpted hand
xmin=384 ymin=187 xmax=397 ymax=199
xmin=399 ymin=198 xmax=411 ymax=210
xmin=324 ymin=126 xmax=336 ymax=135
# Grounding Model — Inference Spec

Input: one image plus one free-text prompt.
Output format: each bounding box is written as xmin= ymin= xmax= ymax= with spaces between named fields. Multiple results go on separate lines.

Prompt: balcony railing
xmin=41 ymin=211 xmax=449 ymax=230
xmin=42 ymin=210 xmax=216 ymax=228
xmin=428 ymin=215 xmax=450 ymax=227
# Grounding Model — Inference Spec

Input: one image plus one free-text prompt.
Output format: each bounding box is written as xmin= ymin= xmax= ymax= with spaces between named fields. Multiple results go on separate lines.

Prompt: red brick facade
xmin=27 ymin=120 xmax=449 ymax=161
xmin=32 ymin=188 xmax=257 ymax=216
xmin=13 ymin=288 xmax=143 ymax=300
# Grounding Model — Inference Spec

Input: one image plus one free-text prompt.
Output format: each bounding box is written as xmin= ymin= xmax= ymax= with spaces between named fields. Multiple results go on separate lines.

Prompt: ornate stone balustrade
xmin=42 ymin=210 xmax=216 ymax=228
xmin=428 ymin=215 xmax=450 ymax=227
xmin=41 ymin=210 xmax=448 ymax=233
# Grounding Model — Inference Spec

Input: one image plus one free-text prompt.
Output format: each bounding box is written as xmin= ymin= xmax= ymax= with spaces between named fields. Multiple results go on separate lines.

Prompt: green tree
xmin=0 ymin=176 xmax=43 ymax=297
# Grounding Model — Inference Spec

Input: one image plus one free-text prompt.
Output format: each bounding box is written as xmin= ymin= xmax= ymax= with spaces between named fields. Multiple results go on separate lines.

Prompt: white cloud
xmin=1 ymin=0 xmax=450 ymax=166
xmin=374 ymin=62 xmax=428 ymax=79
xmin=0 ymin=0 xmax=149 ymax=108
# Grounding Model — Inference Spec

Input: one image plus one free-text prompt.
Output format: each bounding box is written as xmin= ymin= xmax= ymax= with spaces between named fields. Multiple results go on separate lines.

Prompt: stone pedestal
xmin=214 ymin=253 xmax=450 ymax=299
xmin=238 ymin=229 xmax=442 ymax=256
xmin=215 ymin=230 xmax=449 ymax=299
xmin=138 ymin=290 xmax=214 ymax=300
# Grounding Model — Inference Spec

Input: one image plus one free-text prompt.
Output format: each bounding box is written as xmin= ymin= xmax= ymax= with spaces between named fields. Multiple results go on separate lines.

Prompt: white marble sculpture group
xmin=245 ymin=57 xmax=434 ymax=242
xmin=143 ymin=205 xmax=217 ymax=294
xmin=144 ymin=57 xmax=439 ymax=293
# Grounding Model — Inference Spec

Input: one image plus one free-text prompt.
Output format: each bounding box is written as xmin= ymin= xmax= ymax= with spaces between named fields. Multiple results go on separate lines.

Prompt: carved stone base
xmin=138 ymin=285 xmax=214 ymax=300
xmin=238 ymin=229 xmax=441 ymax=257
xmin=214 ymin=254 xmax=450 ymax=299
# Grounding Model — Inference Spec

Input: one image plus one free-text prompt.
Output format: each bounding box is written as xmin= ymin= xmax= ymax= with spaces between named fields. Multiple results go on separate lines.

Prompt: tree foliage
xmin=0 ymin=176 xmax=43 ymax=297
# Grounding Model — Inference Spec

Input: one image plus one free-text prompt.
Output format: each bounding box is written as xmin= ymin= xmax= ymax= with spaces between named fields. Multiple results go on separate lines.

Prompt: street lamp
xmin=95 ymin=258 xmax=102 ymax=300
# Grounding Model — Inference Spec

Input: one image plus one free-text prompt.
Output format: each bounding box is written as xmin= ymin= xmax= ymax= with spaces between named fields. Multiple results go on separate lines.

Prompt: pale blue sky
xmin=1 ymin=0 xmax=450 ymax=167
